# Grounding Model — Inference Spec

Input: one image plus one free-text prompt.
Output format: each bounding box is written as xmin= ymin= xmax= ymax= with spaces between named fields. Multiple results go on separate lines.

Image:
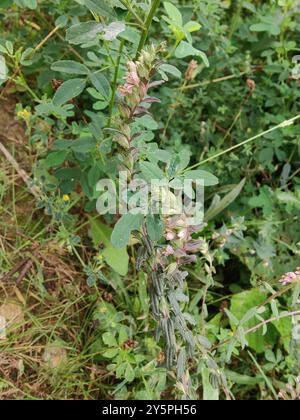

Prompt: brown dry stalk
xmin=0 ymin=140 xmax=40 ymax=197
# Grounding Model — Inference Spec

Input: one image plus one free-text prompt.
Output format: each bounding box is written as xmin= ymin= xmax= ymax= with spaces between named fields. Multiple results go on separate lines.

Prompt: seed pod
xmin=143 ymin=235 xmax=154 ymax=255
xmin=136 ymin=246 xmax=146 ymax=270
xmin=209 ymin=373 xmax=220 ymax=390
xmin=168 ymin=291 xmax=181 ymax=316
xmin=166 ymin=345 xmax=174 ymax=369
xmin=151 ymin=294 xmax=161 ymax=319
xmin=177 ymin=348 xmax=187 ymax=380
xmin=167 ymin=319 xmax=176 ymax=348
xmin=152 ymin=272 xmax=163 ymax=296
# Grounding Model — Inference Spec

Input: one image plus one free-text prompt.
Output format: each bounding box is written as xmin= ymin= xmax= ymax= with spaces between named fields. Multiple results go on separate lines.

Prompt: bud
xmin=185 ymin=60 xmax=198 ymax=82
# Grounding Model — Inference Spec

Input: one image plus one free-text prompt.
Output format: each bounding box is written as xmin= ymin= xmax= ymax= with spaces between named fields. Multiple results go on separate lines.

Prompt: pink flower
xmin=166 ymin=231 xmax=176 ymax=241
xmin=119 ymin=62 xmax=141 ymax=97
xmin=119 ymin=84 xmax=135 ymax=96
xmin=280 ymin=269 xmax=300 ymax=285
xmin=163 ymin=245 xmax=175 ymax=257
xmin=126 ymin=61 xmax=140 ymax=86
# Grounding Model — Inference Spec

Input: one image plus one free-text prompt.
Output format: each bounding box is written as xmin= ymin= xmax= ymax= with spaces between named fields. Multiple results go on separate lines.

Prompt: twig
xmin=244 ymin=310 xmax=300 ymax=335
xmin=34 ymin=25 xmax=60 ymax=52
xmin=212 ymin=309 xmax=300 ymax=351
xmin=0 ymin=141 xmax=40 ymax=198
xmin=183 ymin=113 xmax=300 ymax=172
xmin=182 ymin=71 xmax=249 ymax=91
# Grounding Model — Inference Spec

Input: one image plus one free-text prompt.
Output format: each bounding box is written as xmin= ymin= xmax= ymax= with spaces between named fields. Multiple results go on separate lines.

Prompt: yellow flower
xmin=62 ymin=194 xmax=70 ymax=202
xmin=17 ymin=109 xmax=31 ymax=120
xmin=99 ymin=306 xmax=107 ymax=314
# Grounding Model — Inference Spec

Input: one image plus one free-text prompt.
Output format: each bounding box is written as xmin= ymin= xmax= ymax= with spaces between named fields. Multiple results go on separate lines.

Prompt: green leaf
xmin=22 ymin=0 xmax=37 ymax=9
xmin=202 ymin=367 xmax=219 ymax=400
xmin=139 ymin=161 xmax=165 ymax=182
xmin=103 ymin=332 xmax=118 ymax=347
xmin=248 ymin=186 xmax=273 ymax=217
xmin=230 ymin=289 xmax=268 ymax=353
xmin=272 ymin=316 xmax=293 ymax=352
xmin=137 ymin=115 xmax=158 ymax=130
xmin=66 ymin=21 xmax=104 ymax=45
xmin=184 ymin=170 xmax=219 ymax=186
xmin=124 ymin=363 xmax=135 ymax=382
xmin=80 ymin=0 xmax=116 ymax=18
xmin=0 ymin=55 xmax=8 ymax=86
xmin=184 ymin=21 xmax=201 ymax=33
xmin=103 ymin=348 xmax=118 ymax=358
xmin=159 ymin=64 xmax=182 ymax=79
xmin=205 ymin=178 xmax=246 ymax=222
xmin=45 ymin=150 xmax=69 ymax=168
xmin=163 ymin=1 xmax=183 ymax=26
xmin=90 ymin=219 xmax=129 ymax=275
xmin=102 ymin=21 xmax=126 ymax=41
xmin=51 ymin=60 xmax=90 ymax=75
xmin=250 ymin=22 xmax=280 ymax=36
xmin=111 ymin=213 xmax=144 ymax=248
xmin=89 ymin=72 xmax=111 ymax=100
xmin=146 ymin=214 xmax=163 ymax=242
xmin=53 ymin=78 xmax=86 ymax=106
xmin=175 ymin=41 xmax=209 ymax=67
xmin=70 ymin=137 xmax=96 ymax=154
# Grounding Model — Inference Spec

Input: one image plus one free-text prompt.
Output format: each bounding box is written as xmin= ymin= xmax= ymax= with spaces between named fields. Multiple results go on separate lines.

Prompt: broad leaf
xmin=175 ymin=41 xmax=209 ymax=67
xmin=139 ymin=161 xmax=165 ymax=182
xmin=111 ymin=213 xmax=144 ymax=248
xmin=90 ymin=218 xmax=129 ymax=276
xmin=163 ymin=1 xmax=182 ymax=26
xmin=230 ymin=289 xmax=269 ymax=353
xmin=79 ymin=0 xmax=116 ymax=18
xmin=184 ymin=170 xmax=219 ymax=186
xmin=66 ymin=22 xmax=104 ymax=45
xmin=89 ymin=72 xmax=111 ymax=100
xmin=53 ymin=78 xmax=86 ymax=106
xmin=51 ymin=60 xmax=90 ymax=75
xmin=0 ymin=55 xmax=8 ymax=86
xmin=205 ymin=178 xmax=246 ymax=222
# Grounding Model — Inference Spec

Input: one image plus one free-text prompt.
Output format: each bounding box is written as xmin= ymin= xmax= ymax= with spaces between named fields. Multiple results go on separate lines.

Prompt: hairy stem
xmin=108 ymin=39 xmax=125 ymax=127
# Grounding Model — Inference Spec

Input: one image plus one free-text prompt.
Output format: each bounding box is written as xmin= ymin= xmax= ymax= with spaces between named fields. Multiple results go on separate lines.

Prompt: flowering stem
xmin=108 ymin=39 xmax=125 ymax=127
xmin=135 ymin=0 xmax=161 ymax=60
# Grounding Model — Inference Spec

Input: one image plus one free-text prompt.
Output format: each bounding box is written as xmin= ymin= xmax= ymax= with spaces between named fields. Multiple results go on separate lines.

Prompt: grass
xmin=0 ymin=98 xmax=114 ymax=400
